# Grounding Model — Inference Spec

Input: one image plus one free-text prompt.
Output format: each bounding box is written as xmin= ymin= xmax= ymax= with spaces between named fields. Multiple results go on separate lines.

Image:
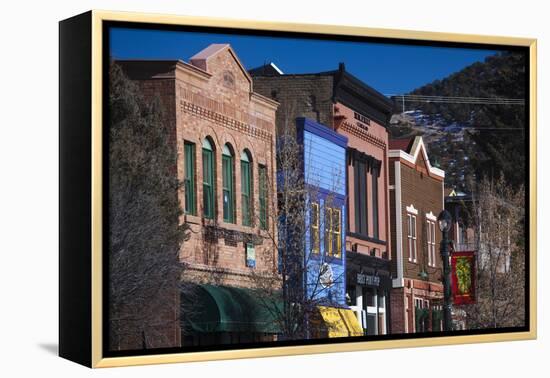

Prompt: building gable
xmin=414 ymin=145 xmax=431 ymax=175
xmin=389 ymin=136 xmax=445 ymax=181
xmin=190 ymin=44 xmax=252 ymax=95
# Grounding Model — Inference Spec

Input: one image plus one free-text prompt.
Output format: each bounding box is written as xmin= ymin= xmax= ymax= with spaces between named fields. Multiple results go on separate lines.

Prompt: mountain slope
xmin=390 ymin=52 xmax=527 ymax=190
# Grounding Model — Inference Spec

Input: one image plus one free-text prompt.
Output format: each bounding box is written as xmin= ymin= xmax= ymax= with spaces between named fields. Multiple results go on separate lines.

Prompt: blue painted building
xmin=297 ymin=117 xmax=348 ymax=307
xmin=277 ymin=117 xmax=363 ymax=337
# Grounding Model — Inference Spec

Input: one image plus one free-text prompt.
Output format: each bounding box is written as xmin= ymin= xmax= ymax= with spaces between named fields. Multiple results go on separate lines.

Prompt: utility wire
xmin=387 ymin=94 xmax=525 ymax=105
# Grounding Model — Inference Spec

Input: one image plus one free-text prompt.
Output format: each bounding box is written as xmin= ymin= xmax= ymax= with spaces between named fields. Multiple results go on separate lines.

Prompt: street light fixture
xmin=438 ymin=210 xmax=452 ymax=234
xmin=437 ymin=209 xmax=453 ymax=332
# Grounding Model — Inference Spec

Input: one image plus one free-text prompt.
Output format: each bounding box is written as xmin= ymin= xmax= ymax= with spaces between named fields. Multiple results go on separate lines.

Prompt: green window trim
xmin=184 ymin=141 xmax=196 ymax=215
xmin=259 ymin=165 xmax=268 ymax=230
xmin=202 ymin=138 xmax=215 ymax=219
xmin=241 ymin=159 xmax=252 ymax=226
xmin=222 ymin=145 xmax=235 ymax=223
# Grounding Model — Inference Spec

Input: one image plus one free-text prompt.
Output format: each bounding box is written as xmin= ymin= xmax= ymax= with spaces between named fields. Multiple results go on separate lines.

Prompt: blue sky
xmin=110 ymin=27 xmax=504 ymax=95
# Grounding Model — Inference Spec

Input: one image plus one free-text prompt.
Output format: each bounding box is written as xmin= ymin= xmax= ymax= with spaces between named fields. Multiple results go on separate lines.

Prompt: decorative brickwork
xmin=180 ymin=100 xmax=273 ymax=142
xmin=117 ymin=44 xmax=280 ymax=346
xmin=339 ymin=121 xmax=387 ymax=150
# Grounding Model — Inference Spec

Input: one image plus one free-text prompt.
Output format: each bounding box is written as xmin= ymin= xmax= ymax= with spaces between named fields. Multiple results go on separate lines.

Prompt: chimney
xmin=338 ymin=62 xmax=346 ymax=72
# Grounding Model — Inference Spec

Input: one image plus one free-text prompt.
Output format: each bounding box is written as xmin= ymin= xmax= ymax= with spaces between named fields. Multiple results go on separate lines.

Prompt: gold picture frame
xmin=59 ymin=9 xmax=537 ymax=368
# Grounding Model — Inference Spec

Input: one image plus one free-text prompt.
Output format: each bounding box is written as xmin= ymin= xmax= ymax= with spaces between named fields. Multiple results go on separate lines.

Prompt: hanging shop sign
xmin=451 ymin=251 xmax=476 ymax=305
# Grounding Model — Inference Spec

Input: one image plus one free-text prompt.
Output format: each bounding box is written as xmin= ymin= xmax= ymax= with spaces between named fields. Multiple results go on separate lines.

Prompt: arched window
xmin=184 ymin=140 xmax=196 ymax=215
xmin=241 ymin=150 xmax=253 ymax=226
xmin=222 ymin=143 xmax=235 ymax=223
xmin=202 ymin=138 xmax=215 ymax=219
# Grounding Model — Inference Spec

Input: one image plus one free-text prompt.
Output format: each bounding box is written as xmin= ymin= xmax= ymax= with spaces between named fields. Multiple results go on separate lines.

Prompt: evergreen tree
xmin=408 ymin=52 xmax=526 ymax=188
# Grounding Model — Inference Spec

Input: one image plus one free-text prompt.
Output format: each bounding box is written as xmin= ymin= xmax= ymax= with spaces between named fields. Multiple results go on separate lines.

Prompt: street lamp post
xmin=437 ymin=210 xmax=453 ymax=332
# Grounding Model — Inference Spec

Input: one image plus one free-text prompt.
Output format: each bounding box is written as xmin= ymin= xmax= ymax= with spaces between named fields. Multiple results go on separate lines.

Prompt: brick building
xmin=117 ymin=44 xmax=280 ymax=346
xmin=388 ymin=136 xmax=445 ymax=334
xmin=251 ymin=62 xmax=394 ymax=335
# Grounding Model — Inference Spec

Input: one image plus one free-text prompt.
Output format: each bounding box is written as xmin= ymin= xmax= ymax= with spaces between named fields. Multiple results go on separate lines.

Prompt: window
xmin=353 ymin=161 xmax=368 ymax=236
xmin=324 ymin=207 xmax=342 ymax=257
xmin=372 ymin=169 xmax=379 ymax=238
xmin=222 ymin=144 xmax=235 ymax=223
xmin=427 ymin=220 xmax=436 ymax=267
xmin=414 ymin=297 xmax=429 ymax=332
xmin=324 ymin=207 xmax=332 ymax=256
xmin=332 ymin=208 xmax=342 ymax=258
xmin=311 ymin=202 xmax=320 ymax=254
xmin=202 ymin=138 xmax=215 ymax=219
xmin=184 ymin=141 xmax=196 ymax=215
xmin=258 ymin=165 xmax=268 ymax=230
xmin=432 ymin=304 xmax=443 ymax=332
xmin=364 ymin=288 xmax=376 ymax=307
xmin=407 ymin=213 xmax=417 ymax=262
xmin=241 ymin=150 xmax=252 ymax=226
xmin=414 ymin=298 xmax=429 ymax=309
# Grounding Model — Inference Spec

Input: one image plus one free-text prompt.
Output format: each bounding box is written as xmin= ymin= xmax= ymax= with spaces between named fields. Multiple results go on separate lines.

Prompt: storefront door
xmin=347 ymin=285 xmax=387 ymax=336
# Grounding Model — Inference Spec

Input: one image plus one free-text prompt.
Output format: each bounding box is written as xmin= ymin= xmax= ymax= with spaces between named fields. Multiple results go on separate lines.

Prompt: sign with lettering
xmin=354 ymin=111 xmax=371 ymax=132
xmin=246 ymin=243 xmax=256 ymax=268
xmin=356 ymin=273 xmax=380 ymax=287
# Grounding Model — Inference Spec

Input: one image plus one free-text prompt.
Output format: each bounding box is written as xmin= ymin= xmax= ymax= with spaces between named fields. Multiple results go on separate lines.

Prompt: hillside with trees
xmin=390 ymin=51 xmax=527 ymax=190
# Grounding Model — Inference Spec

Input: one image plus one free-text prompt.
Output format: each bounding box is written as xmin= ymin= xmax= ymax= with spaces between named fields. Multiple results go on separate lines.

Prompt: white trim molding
xmin=388 ymin=136 xmax=445 ymax=179
xmin=406 ymin=204 xmax=418 ymax=215
xmin=392 ymin=161 xmax=404 ymax=288
xmin=426 ymin=211 xmax=437 ymax=221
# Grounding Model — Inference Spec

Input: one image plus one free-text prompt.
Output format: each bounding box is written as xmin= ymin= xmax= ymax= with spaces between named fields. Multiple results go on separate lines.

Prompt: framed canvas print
xmin=59 ymin=10 xmax=537 ymax=368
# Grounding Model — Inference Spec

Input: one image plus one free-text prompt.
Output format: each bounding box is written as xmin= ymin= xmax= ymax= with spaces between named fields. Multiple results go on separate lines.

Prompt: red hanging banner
xmin=451 ymin=251 xmax=476 ymax=305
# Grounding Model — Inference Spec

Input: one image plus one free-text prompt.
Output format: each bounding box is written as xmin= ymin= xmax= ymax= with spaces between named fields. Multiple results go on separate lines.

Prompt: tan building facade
xmin=117 ymin=44 xmax=280 ymax=346
xmin=388 ymin=137 xmax=446 ymax=334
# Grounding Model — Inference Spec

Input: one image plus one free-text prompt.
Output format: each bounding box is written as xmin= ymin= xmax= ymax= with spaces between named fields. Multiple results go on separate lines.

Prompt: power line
xmin=387 ymin=94 xmax=525 ymax=106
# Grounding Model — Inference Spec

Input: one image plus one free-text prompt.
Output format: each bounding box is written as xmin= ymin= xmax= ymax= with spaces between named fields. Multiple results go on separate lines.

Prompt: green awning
xmin=182 ymin=284 xmax=282 ymax=334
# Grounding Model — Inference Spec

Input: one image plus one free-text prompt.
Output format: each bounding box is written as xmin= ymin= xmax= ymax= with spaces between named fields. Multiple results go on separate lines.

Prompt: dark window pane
xmin=184 ymin=142 xmax=196 ymax=215
xmin=222 ymin=154 xmax=234 ymax=223
xmin=241 ymin=160 xmax=251 ymax=226
xmin=202 ymin=148 xmax=215 ymax=219
xmin=259 ymin=165 xmax=268 ymax=230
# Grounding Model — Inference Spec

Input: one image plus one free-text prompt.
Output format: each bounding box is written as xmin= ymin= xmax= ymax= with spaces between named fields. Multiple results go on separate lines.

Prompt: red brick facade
xmin=389 ymin=137 xmax=445 ymax=334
